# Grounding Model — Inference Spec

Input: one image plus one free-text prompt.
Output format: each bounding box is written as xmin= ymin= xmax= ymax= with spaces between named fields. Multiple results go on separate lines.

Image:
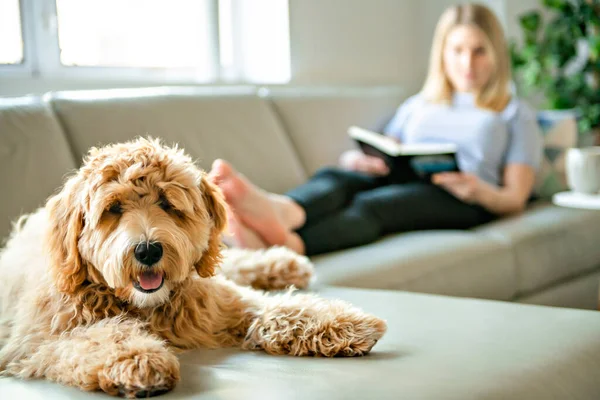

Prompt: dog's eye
xmin=159 ymin=195 xmax=185 ymax=219
xmin=109 ymin=202 xmax=123 ymax=214
xmin=159 ymin=196 xmax=172 ymax=212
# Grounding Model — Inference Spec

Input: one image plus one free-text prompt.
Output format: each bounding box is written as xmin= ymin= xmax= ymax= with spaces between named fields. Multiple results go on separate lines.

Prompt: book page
xmin=348 ymin=126 xmax=457 ymax=156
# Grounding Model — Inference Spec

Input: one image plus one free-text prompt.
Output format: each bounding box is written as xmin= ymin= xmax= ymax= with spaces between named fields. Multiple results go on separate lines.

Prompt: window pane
xmin=236 ymin=0 xmax=291 ymax=83
xmin=55 ymin=0 xmax=216 ymax=77
xmin=0 ymin=0 xmax=24 ymax=65
xmin=219 ymin=0 xmax=290 ymax=83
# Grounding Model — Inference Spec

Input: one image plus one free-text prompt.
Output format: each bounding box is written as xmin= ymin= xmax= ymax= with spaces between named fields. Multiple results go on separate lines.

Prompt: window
xmin=57 ymin=0 xmax=216 ymax=71
xmin=219 ymin=0 xmax=290 ymax=83
xmin=0 ymin=0 xmax=290 ymax=84
xmin=0 ymin=0 xmax=24 ymax=65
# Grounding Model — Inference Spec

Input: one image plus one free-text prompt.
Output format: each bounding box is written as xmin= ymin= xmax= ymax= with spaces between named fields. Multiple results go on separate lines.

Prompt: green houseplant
xmin=510 ymin=0 xmax=600 ymax=143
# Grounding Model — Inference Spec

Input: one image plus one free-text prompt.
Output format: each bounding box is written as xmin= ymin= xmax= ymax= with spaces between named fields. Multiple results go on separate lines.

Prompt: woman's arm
xmin=475 ymin=164 xmax=536 ymax=214
xmin=433 ymin=163 xmax=536 ymax=215
xmin=435 ymin=99 xmax=542 ymax=215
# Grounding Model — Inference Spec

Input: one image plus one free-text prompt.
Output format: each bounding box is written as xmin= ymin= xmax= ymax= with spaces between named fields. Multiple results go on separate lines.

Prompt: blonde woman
xmin=210 ymin=3 xmax=543 ymax=256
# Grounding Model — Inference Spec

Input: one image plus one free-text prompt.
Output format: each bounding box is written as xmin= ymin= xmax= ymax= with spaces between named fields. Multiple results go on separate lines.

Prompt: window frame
xmin=1 ymin=0 xmax=224 ymax=84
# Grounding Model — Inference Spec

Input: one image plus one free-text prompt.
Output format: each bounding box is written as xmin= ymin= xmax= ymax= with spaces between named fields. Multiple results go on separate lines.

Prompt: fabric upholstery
xmin=0 ymin=96 xmax=76 ymax=240
xmin=0 ymin=86 xmax=598 ymax=310
xmin=476 ymin=201 xmax=600 ymax=296
xmin=267 ymin=86 xmax=404 ymax=175
xmin=1 ymin=287 xmax=599 ymax=399
xmin=312 ymin=230 xmax=516 ymax=301
xmin=50 ymin=86 xmax=307 ymax=194
xmin=518 ymin=270 xmax=600 ymax=309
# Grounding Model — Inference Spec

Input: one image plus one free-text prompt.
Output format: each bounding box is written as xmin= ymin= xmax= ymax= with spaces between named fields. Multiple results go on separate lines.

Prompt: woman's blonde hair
xmin=421 ymin=3 xmax=511 ymax=112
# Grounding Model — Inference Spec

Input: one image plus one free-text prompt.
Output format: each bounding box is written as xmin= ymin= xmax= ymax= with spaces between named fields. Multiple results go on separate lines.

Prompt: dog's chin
xmin=130 ymin=282 xmax=171 ymax=309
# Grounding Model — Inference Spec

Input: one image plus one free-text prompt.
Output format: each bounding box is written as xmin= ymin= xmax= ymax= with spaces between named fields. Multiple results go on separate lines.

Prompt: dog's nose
xmin=134 ymin=242 xmax=163 ymax=266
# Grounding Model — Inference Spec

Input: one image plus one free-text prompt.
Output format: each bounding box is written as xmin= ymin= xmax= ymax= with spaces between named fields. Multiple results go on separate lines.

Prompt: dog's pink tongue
xmin=138 ymin=271 xmax=164 ymax=290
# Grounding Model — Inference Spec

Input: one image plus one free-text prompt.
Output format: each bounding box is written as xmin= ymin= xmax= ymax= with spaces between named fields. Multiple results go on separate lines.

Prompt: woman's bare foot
xmin=283 ymin=232 xmax=306 ymax=255
xmin=209 ymin=159 xmax=288 ymax=246
xmin=267 ymin=193 xmax=306 ymax=231
xmin=222 ymin=212 xmax=267 ymax=249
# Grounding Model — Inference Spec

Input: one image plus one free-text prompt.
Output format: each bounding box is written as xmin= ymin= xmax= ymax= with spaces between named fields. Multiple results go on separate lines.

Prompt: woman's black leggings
xmin=285 ymin=167 xmax=496 ymax=256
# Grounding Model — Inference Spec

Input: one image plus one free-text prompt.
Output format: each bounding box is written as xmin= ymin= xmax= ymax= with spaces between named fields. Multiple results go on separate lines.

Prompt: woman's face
xmin=443 ymin=24 xmax=494 ymax=93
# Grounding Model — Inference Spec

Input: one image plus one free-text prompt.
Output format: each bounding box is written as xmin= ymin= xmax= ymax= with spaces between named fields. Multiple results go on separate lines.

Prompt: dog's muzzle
xmin=133 ymin=242 xmax=165 ymax=293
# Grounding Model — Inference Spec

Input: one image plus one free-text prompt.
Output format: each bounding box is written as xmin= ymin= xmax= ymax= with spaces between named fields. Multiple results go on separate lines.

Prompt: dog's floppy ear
xmin=46 ymin=174 xmax=87 ymax=295
xmin=194 ymin=175 xmax=228 ymax=278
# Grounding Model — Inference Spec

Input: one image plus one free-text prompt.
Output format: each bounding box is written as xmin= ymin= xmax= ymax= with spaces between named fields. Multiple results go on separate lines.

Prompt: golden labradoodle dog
xmin=0 ymin=138 xmax=387 ymax=398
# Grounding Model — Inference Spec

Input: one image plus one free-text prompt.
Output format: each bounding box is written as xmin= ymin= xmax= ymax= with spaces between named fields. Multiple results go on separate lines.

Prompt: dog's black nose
xmin=134 ymin=242 xmax=163 ymax=266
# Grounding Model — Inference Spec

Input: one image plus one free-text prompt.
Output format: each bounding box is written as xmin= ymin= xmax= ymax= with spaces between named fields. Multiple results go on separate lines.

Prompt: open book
xmin=348 ymin=126 xmax=459 ymax=182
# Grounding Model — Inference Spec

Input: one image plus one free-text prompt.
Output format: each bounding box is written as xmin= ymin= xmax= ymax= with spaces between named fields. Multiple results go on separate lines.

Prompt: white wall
xmin=503 ymin=0 xmax=543 ymax=45
xmin=289 ymin=0 xmax=423 ymax=93
xmin=0 ymin=0 xmax=542 ymax=97
xmin=290 ymin=0 xmax=540 ymax=94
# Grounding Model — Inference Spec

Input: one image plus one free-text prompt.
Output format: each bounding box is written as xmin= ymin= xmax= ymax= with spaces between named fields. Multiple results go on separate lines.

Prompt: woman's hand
xmin=433 ymin=165 xmax=535 ymax=215
xmin=432 ymin=172 xmax=482 ymax=204
xmin=339 ymin=150 xmax=390 ymax=176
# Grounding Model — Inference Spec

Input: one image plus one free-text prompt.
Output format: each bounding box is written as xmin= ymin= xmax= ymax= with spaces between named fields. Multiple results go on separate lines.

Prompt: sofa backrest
xmin=267 ymin=86 xmax=405 ymax=175
xmin=0 ymin=96 xmax=77 ymax=240
xmin=0 ymin=85 xmax=407 ymax=241
xmin=50 ymin=86 xmax=308 ymax=194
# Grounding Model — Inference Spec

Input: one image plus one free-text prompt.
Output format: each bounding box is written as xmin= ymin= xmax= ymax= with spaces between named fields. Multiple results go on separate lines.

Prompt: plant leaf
xmin=519 ymin=11 xmax=541 ymax=34
xmin=542 ymin=0 xmax=570 ymax=12
xmin=589 ymin=35 xmax=600 ymax=61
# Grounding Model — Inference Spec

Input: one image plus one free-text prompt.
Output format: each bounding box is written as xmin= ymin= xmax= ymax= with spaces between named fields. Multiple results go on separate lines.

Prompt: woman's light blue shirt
xmin=383 ymin=92 xmax=543 ymax=186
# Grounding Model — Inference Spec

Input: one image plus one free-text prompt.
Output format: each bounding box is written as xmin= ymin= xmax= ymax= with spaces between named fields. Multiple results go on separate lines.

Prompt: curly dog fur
xmin=0 ymin=138 xmax=387 ymax=398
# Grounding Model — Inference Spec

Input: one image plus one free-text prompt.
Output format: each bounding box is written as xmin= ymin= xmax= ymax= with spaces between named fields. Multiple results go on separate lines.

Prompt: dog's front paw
xmin=221 ymin=246 xmax=314 ymax=290
xmin=252 ymin=246 xmax=314 ymax=290
xmin=244 ymin=295 xmax=387 ymax=357
xmin=99 ymin=349 xmax=180 ymax=398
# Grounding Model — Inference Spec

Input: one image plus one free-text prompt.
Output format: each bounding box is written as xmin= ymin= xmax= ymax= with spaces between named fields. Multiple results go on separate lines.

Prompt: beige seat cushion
xmin=518 ymin=270 xmax=600 ymax=310
xmin=311 ymin=231 xmax=516 ymax=301
xmin=476 ymin=201 xmax=600 ymax=296
xmin=1 ymin=287 xmax=599 ymax=399
xmin=50 ymin=86 xmax=307 ymax=194
xmin=0 ymin=97 xmax=76 ymax=240
xmin=267 ymin=86 xmax=405 ymax=175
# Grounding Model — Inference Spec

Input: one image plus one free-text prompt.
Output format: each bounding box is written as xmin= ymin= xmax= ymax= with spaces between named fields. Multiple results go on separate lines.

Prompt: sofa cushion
xmin=50 ymin=86 xmax=307 ymax=194
xmin=311 ymin=230 xmax=516 ymax=301
xmin=2 ymin=287 xmax=600 ymax=399
xmin=266 ymin=86 xmax=405 ymax=175
xmin=518 ymin=270 xmax=600 ymax=310
xmin=476 ymin=201 xmax=600 ymax=296
xmin=0 ymin=96 xmax=77 ymax=240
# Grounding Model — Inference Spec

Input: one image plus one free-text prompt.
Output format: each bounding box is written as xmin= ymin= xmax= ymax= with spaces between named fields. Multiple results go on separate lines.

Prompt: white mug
xmin=565 ymin=147 xmax=600 ymax=194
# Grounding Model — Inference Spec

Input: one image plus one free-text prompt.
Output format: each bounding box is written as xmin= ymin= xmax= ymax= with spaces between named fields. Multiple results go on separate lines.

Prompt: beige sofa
xmin=2 ymin=85 xmax=600 ymax=309
xmin=2 ymin=287 xmax=600 ymax=399
xmin=2 ymin=86 xmax=600 ymax=399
